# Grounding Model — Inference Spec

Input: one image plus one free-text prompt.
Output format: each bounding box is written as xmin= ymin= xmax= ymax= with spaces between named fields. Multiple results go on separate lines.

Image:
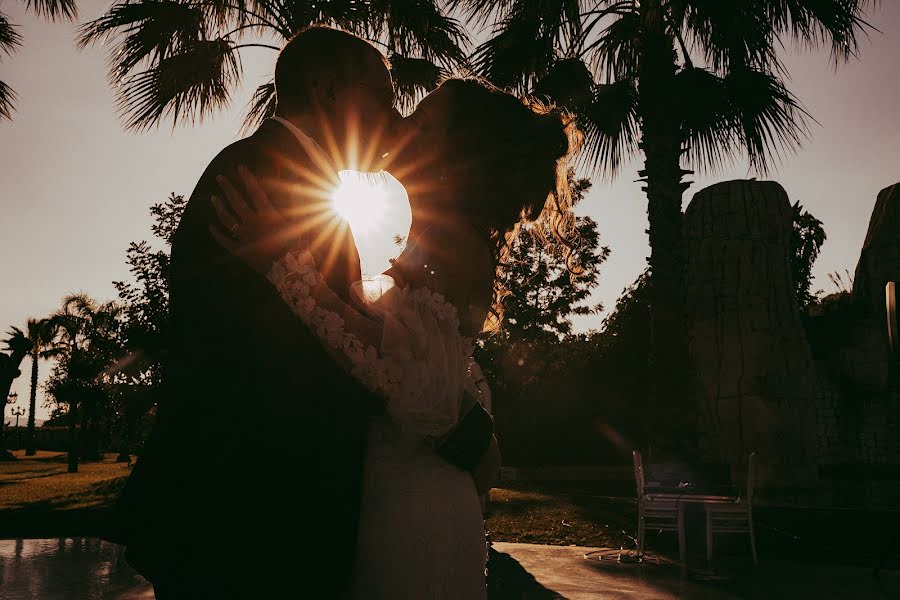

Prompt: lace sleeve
xmin=266 ymin=250 xmax=396 ymax=395
xmin=267 ymin=250 xmax=472 ymax=439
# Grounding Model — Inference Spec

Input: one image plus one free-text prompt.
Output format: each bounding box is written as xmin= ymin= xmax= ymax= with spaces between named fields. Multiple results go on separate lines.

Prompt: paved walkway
xmin=493 ymin=542 xmax=900 ymax=599
xmin=1 ymin=538 xmax=898 ymax=599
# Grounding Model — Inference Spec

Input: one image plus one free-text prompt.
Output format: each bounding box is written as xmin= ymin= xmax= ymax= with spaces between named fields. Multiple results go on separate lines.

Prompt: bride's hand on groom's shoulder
xmin=209 ymin=165 xmax=310 ymax=274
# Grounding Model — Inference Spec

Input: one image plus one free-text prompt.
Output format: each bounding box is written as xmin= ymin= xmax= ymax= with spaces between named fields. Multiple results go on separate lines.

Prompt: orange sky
xmin=2 ymin=1 xmax=898 ymax=421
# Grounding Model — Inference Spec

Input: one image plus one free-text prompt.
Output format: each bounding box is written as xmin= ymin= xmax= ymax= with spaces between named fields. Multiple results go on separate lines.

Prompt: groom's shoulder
xmin=177 ymin=124 xmax=297 ymax=226
xmin=195 ymin=121 xmax=312 ymax=194
xmin=203 ymin=125 xmax=273 ymax=178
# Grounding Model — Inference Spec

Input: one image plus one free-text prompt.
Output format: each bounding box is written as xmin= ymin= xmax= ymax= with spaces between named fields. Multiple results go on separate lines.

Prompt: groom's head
xmin=275 ymin=27 xmax=399 ymax=165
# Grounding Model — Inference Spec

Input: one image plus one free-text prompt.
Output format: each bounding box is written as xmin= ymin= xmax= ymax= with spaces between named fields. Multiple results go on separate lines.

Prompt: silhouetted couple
xmin=115 ymin=26 xmax=576 ymax=599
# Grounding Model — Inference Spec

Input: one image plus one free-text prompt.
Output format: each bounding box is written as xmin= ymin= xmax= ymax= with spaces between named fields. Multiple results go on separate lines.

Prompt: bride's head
xmin=404 ymin=78 xmax=579 ymax=238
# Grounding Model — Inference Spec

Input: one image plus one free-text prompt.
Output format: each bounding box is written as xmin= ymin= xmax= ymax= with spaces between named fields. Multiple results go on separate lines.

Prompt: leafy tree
xmin=477 ymin=175 xmax=609 ymax=462
xmin=6 ymin=318 xmax=63 ymax=456
xmin=77 ymin=0 xmax=469 ymax=130
xmin=111 ymin=193 xmax=186 ymax=459
xmin=113 ymin=193 xmax=185 ymax=386
xmin=790 ymin=200 xmax=826 ymax=311
xmin=495 ymin=174 xmax=609 ymax=341
xmin=456 ymin=0 xmax=877 ymax=405
xmin=0 ymin=0 xmax=78 ymax=120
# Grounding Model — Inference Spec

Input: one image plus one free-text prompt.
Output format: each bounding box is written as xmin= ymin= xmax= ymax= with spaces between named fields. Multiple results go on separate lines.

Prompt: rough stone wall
xmin=853 ymin=183 xmax=900 ymax=319
xmin=684 ymin=180 xmax=819 ymax=488
xmin=842 ymin=182 xmax=900 ymax=467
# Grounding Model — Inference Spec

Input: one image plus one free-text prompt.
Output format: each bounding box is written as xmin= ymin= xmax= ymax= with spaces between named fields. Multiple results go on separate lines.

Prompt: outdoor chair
xmin=704 ymin=452 xmax=758 ymax=565
xmin=632 ymin=450 xmax=686 ymax=562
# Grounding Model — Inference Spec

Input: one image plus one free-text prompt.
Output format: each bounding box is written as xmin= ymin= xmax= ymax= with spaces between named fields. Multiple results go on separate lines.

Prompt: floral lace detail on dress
xmin=267 ymin=250 xmax=479 ymax=436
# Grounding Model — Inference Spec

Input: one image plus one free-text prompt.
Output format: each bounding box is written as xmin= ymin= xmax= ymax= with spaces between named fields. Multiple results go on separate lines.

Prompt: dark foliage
xmin=790 ymin=200 xmax=827 ymax=311
xmin=496 ymin=175 xmax=609 ymax=342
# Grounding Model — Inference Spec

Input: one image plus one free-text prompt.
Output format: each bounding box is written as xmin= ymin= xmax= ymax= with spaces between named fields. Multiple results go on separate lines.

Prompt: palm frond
xmin=533 ymin=58 xmax=596 ymax=110
xmin=77 ymin=0 xmax=206 ymax=86
xmin=760 ymin=0 xmax=878 ymax=64
xmin=242 ymin=79 xmax=276 ymax=132
xmin=25 ymin=0 xmax=77 ymax=20
xmin=675 ymin=66 xmax=737 ymax=172
xmin=62 ymin=292 xmax=98 ymax=316
xmin=3 ymin=327 xmax=31 ymax=355
xmin=578 ymin=77 xmax=639 ymax=178
xmin=369 ymin=0 xmax=469 ymax=68
xmin=0 ymin=11 xmax=23 ymax=56
xmin=471 ymin=0 xmax=593 ymax=91
xmin=25 ymin=317 xmax=60 ymax=350
xmin=275 ymin=0 xmax=369 ymax=36
xmin=201 ymin=0 xmax=283 ymax=33
xmin=676 ymin=65 xmax=811 ymax=174
xmin=390 ymin=54 xmax=446 ymax=113
xmin=116 ymin=38 xmax=241 ymax=131
xmin=672 ymin=0 xmax=877 ymax=74
xmin=723 ymin=66 xmax=811 ymax=173
xmin=671 ymin=0 xmax=782 ymax=74
xmin=0 ymin=79 xmax=17 ymax=121
xmin=582 ymin=11 xmax=640 ymax=83
xmin=471 ymin=11 xmax=553 ymax=90
xmin=448 ymin=0 xmax=516 ymax=29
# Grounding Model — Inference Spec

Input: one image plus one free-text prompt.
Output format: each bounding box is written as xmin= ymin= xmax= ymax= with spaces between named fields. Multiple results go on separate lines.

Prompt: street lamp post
xmin=2 ymin=392 xmax=18 ymax=454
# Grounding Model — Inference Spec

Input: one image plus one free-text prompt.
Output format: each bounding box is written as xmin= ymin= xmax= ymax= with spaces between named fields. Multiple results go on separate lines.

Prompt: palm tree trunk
xmin=67 ymin=400 xmax=79 ymax=473
xmin=116 ymin=415 xmax=134 ymax=463
xmin=79 ymin=398 xmax=93 ymax=461
xmin=25 ymin=353 xmax=38 ymax=456
xmin=637 ymin=1 xmax=695 ymax=453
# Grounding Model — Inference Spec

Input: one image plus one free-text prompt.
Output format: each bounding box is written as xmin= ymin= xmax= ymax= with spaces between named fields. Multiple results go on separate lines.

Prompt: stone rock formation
xmin=853 ymin=183 xmax=900 ymax=319
xmin=684 ymin=180 xmax=819 ymax=488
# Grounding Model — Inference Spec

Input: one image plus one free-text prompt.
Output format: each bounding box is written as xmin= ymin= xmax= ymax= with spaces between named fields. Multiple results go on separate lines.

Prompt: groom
xmin=116 ymin=26 xmax=495 ymax=599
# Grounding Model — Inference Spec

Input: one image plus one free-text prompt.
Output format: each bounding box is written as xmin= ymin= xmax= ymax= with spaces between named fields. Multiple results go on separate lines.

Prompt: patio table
xmin=642 ymin=485 xmax=740 ymax=563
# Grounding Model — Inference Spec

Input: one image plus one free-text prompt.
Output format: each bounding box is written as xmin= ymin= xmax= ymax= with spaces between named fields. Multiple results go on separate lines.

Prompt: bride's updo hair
xmin=434 ymin=78 xmax=579 ymax=236
xmin=430 ymin=78 xmax=581 ymax=329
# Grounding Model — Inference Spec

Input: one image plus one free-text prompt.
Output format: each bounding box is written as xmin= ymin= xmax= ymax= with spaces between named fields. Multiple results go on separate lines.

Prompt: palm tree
xmin=1 ymin=328 xmax=31 ymax=409
xmin=1 ymin=330 xmax=32 ymax=457
xmin=0 ymin=0 xmax=78 ymax=120
xmin=76 ymin=0 xmax=469 ymax=131
xmin=455 ymin=0 xmax=876 ymax=410
xmin=51 ymin=293 xmax=124 ymax=472
xmin=9 ymin=318 xmax=62 ymax=456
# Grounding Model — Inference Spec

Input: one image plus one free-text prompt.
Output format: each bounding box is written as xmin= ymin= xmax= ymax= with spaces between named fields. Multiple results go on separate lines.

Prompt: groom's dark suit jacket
xmin=116 ymin=119 xmax=382 ymax=596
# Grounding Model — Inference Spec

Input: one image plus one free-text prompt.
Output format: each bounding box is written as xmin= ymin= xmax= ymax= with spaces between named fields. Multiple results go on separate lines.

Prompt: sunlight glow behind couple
xmin=330 ymin=170 xmax=411 ymax=276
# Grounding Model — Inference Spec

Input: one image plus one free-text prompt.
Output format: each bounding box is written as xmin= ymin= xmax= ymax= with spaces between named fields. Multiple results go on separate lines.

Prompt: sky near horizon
xmin=2 ymin=1 xmax=899 ymax=422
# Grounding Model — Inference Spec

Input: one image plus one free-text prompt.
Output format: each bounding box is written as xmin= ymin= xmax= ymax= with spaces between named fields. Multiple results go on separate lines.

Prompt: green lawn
xmin=2 ymin=454 xmax=899 ymax=570
xmin=0 ymin=451 xmax=129 ymax=538
xmin=0 ymin=453 xmax=639 ymax=546
xmin=487 ymin=485 xmax=637 ymax=548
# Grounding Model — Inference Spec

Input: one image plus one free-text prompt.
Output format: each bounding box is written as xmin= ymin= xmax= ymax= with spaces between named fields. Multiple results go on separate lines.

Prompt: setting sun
xmin=331 ymin=171 xmax=391 ymax=234
xmin=331 ymin=170 xmax=412 ymax=276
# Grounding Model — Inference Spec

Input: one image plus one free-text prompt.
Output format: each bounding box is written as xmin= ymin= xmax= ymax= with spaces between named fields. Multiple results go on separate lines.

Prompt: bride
xmin=210 ymin=78 xmax=578 ymax=598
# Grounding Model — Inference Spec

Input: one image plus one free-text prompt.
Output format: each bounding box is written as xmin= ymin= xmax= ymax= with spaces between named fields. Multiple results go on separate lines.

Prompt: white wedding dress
xmin=266 ymin=238 xmax=488 ymax=599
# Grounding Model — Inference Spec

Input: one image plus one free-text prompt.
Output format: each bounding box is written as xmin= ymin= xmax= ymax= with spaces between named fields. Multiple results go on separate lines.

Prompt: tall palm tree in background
xmin=1 ymin=329 xmax=31 ymax=407
xmin=51 ymin=293 xmax=124 ymax=472
xmin=1 ymin=330 xmax=33 ymax=457
xmin=453 ymin=0 xmax=877 ymax=420
xmin=0 ymin=0 xmax=79 ymax=120
xmin=77 ymin=0 xmax=470 ymax=131
xmin=8 ymin=319 xmax=62 ymax=455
